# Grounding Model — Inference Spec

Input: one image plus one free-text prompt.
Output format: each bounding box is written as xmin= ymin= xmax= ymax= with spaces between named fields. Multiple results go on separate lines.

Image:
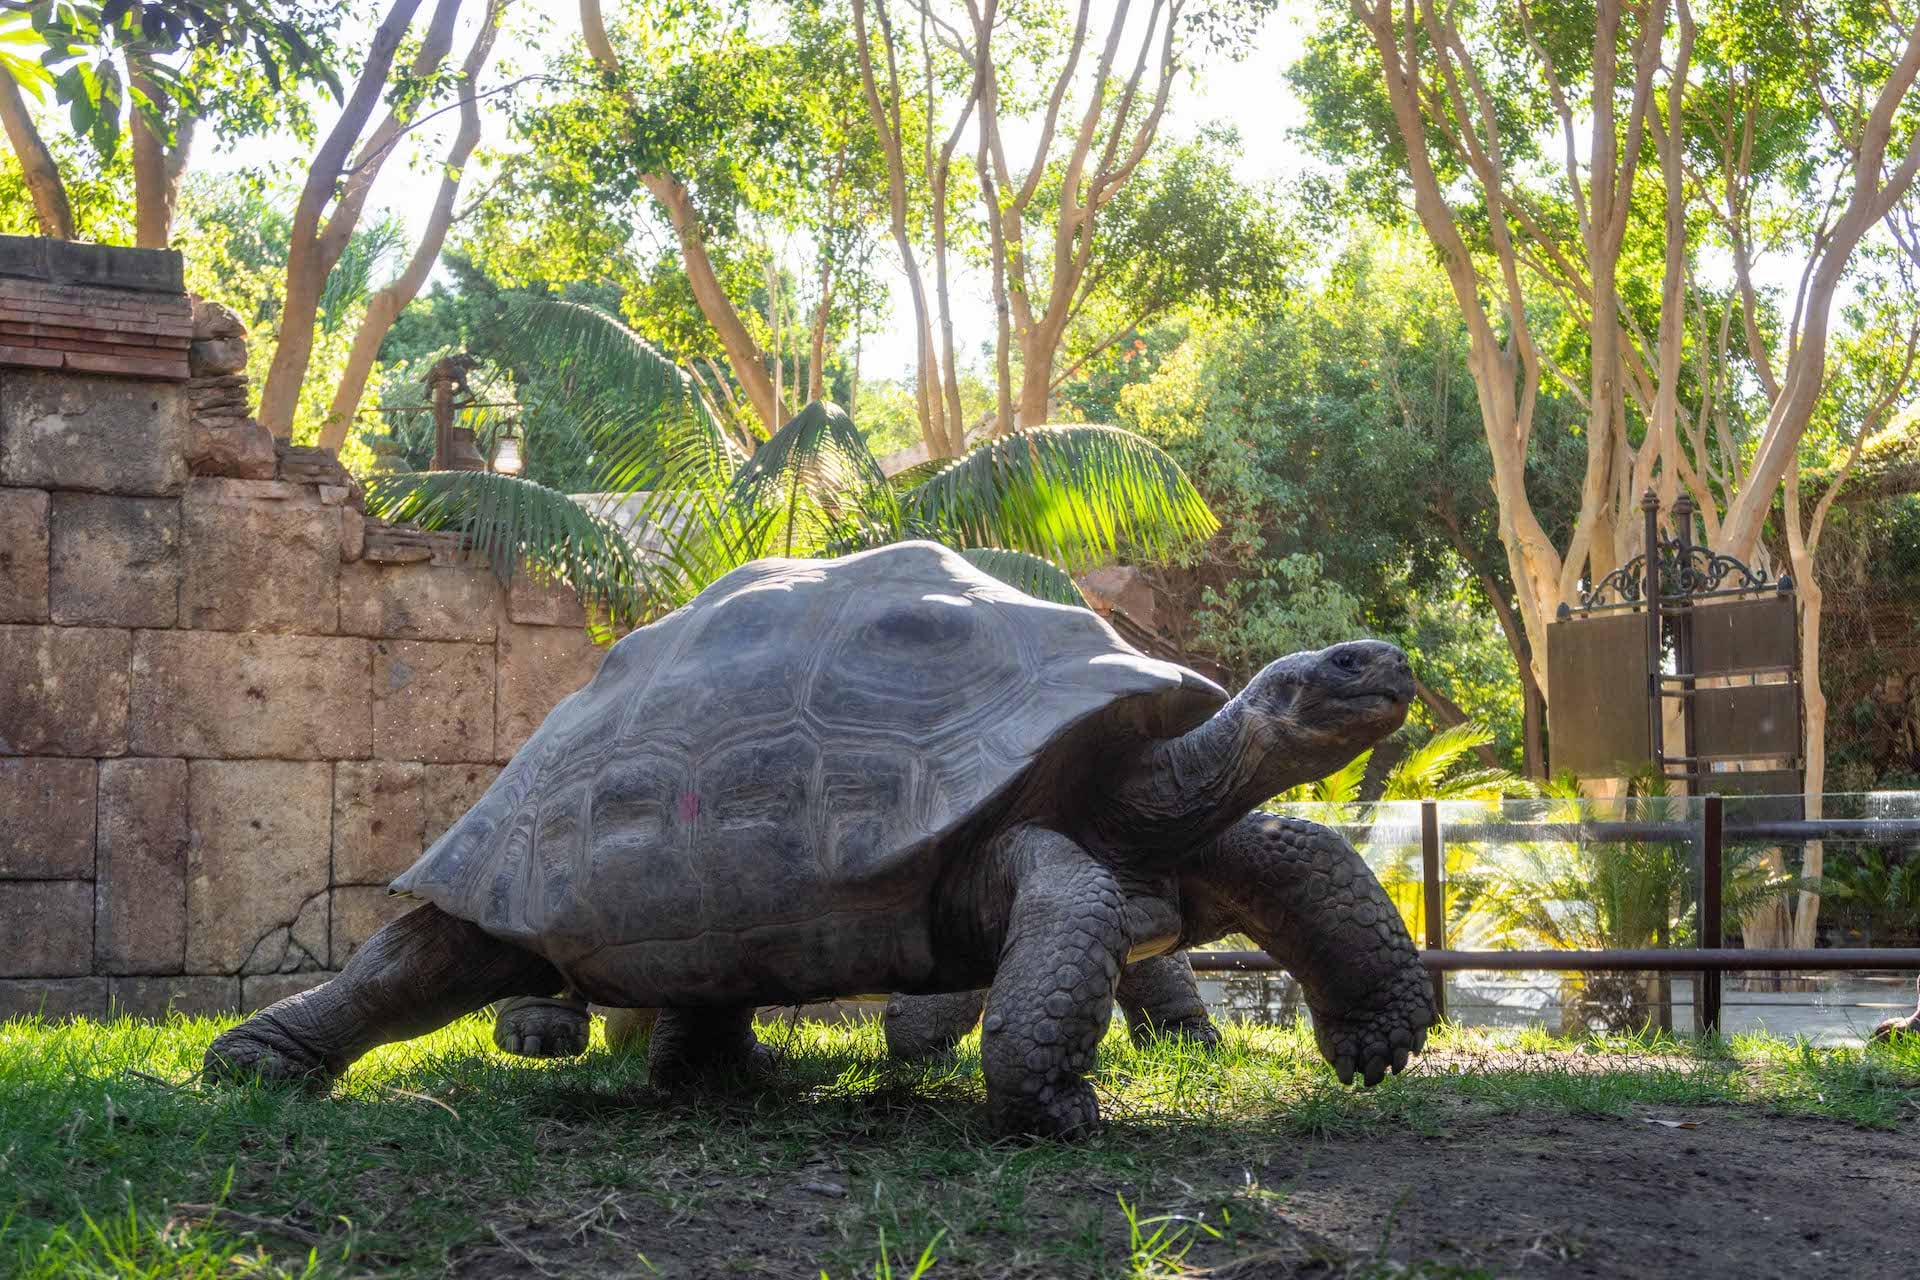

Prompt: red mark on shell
xmin=677 ymin=790 xmax=701 ymax=823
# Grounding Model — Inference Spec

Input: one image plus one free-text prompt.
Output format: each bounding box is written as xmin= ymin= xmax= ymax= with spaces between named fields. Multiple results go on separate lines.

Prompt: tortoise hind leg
xmin=206 ymin=904 xmax=564 ymax=1084
xmin=883 ymin=990 xmax=987 ymax=1060
xmin=647 ymin=1006 xmax=773 ymax=1089
xmin=882 ymin=956 xmax=1221 ymax=1062
xmin=492 ymin=995 xmax=592 ymax=1058
xmin=1117 ymin=953 xmax=1220 ymax=1049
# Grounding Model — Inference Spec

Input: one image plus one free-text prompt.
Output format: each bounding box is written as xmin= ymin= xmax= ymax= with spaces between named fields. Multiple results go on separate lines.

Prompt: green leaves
xmin=955 ymin=549 xmax=1086 ymax=607
xmin=903 ymin=426 xmax=1220 ymax=574
xmin=16 ymin=1 xmax=342 ymax=160
xmin=364 ymin=470 xmax=653 ymax=628
xmin=381 ymin=304 xmax=1220 ymax=625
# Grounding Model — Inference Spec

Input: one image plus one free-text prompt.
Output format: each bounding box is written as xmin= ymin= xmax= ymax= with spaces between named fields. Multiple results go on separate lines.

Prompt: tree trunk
xmin=130 ymin=67 xmax=195 ymax=248
xmin=0 ymin=68 xmax=73 ymax=238
xmin=851 ymin=0 xmax=958 ymax=457
xmin=647 ymin=176 xmax=785 ymax=432
xmin=319 ymin=1 xmax=505 ymax=452
xmin=256 ymin=0 xmax=437 ymax=438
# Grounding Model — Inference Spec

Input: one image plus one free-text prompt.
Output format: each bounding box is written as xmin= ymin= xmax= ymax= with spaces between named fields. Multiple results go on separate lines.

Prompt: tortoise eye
xmin=1331 ymin=650 xmax=1359 ymax=672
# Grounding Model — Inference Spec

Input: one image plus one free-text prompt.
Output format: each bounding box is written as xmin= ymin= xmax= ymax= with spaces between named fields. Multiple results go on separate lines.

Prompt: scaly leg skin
xmin=1184 ymin=813 xmax=1435 ymax=1087
xmin=884 ymin=956 xmax=1220 ymax=1061
xmin=980 ymin=826 xmax=1128 ymax=1139
xmin=883 ymin=990 xmax=987 ymax=1060
xmin=492 ymin=994 xmax=591 ymax=1057
xmin=646 ymin=1006 xmax=773 ymax=1090
xmin=1117 ymin=952 xmax=1221 ymax=1049
xmin=205 ymin=905 xmax=563 ymax=1084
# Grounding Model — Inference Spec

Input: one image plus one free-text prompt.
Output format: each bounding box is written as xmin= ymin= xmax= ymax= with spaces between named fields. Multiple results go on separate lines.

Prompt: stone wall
xmin=0 ymin=241 xmax=607 ymax=1019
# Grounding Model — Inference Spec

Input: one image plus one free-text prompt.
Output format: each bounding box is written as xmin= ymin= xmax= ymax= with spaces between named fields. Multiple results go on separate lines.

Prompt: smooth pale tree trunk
xmin=0 ymin=67 xmax=72 ymax=238
xmin=318 ymin=3 xmax=505 ymax=452
xmin=256 ymin=0 xmax=448 ymax=438
xmin=130 ymin=68 xmax=194 ymax=249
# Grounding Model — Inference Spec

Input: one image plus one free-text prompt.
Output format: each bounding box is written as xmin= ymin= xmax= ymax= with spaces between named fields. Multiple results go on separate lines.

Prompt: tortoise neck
xmin=1106 ymin=692 xmax=1364 ymax=853
xmin=1105 ymin=694 xmax=1277 ymax=852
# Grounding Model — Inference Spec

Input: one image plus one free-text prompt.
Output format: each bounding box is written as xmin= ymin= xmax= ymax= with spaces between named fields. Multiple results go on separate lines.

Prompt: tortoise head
xmin=1240 ymin=640 xmax=1415 ymax=768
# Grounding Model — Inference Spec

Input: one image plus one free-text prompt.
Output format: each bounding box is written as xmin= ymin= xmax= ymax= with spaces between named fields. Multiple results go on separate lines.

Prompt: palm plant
xmin=363 ymin=302 xmax=1218 ymax=622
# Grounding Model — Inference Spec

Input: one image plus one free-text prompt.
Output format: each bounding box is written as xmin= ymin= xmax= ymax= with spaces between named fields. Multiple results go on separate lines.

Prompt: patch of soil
xmin=445 ymin=1106 xmax=1917 ymax=1279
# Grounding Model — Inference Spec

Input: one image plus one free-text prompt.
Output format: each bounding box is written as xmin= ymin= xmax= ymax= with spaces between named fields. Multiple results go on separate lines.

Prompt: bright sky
xmin=181 ymin=0 xmax=1321 ymax=382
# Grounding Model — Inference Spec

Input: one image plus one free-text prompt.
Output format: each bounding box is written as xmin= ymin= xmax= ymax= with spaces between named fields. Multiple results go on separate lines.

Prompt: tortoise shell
xmin=390 ymin=541 xmax=1226 ymax=999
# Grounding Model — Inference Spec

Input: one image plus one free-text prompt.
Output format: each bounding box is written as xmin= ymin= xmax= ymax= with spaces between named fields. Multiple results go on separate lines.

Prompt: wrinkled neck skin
xmin=1099 ymin=690 xmax=1361 ymax=856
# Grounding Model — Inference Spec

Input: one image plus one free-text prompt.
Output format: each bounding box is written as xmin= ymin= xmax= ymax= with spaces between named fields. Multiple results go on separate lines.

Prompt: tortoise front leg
xmin=1182 ymin=813 xmax=1434 ymax=1086
xmin=206 ymin=905 xmax=563 ymax=1084
xmin=981 ymin=825 xmax=1128 ymax=1138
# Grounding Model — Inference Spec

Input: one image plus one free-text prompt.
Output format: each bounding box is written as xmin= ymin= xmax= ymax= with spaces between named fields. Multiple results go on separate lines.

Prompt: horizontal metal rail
xmin=1294 ymin=817 xmax=1920 ymax=846
xmin=1185 ymin=947 xmax=1920 ymax=974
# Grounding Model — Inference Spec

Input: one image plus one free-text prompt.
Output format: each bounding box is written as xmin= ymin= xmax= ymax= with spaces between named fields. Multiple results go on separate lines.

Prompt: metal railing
xmin=1184 ymin=795 xmax=1920 ymax=1033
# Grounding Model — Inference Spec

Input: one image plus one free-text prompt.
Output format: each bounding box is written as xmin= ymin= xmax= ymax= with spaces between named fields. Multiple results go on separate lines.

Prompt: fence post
xmin=1698 ymin=794 xmax=1724 ymax=1035
xmin=1420 ymin=798 xmax=1447 ymax=1022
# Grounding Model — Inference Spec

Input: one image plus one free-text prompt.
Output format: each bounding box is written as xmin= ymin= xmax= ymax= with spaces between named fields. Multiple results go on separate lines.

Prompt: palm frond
xmin=726 ymin=401 xmax=901 ymax=558
xmin=886 ymin=457 xmax=950 ymax=492
xmin=365 ymin=470 xmax=651 ymax=626
xmin=1382 ymin=722 xmax=1502 ymax=800
xmin=901 ymin=425 xmax=1218 ymax=572
xmin=957 ymin=548 xmax=1088 ymax=606
xmin=511 ymin=298 xmax=744 ymax=493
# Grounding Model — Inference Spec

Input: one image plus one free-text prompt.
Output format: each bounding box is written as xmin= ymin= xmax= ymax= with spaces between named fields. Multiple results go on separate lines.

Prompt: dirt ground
xmin=445 ymin=1104 xmax=1917 ymax=1279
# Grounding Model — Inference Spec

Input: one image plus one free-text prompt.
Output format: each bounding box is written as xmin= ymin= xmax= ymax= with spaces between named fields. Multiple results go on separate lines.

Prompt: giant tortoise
xmin=208 ymin=541 xmax=1434 ymax=1135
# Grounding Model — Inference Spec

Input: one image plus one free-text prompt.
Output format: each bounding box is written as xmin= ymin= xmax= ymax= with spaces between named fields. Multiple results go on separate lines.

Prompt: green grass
xmin=0 ymin=1013 xmax=1914 ymax=1278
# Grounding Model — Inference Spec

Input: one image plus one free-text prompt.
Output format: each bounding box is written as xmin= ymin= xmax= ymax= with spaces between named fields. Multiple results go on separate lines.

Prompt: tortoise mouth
xmin=1337 ymin=688 xmax=1412 ymax=709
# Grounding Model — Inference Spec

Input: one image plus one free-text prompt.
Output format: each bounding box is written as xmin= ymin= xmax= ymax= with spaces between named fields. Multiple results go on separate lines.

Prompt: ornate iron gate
xmin=1547 ymin=490 xmax=1802 ymax=802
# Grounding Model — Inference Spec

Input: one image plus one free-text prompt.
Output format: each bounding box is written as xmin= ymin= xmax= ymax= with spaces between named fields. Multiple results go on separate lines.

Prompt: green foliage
xmin=1109 ymin=230 xmax=1584 ymax=761
xmin=366 ymin=302 xmax=1218 ymax=616
xmin=16 ymin=1 xmax=340 ymax=158
xmin=1276 ymin=721 xmax=1520 ymax=809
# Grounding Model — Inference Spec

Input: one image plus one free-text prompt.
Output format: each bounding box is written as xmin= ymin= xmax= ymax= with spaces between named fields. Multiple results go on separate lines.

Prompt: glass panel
xmin=1187 ymin=794 xmax=1917 ymax=1042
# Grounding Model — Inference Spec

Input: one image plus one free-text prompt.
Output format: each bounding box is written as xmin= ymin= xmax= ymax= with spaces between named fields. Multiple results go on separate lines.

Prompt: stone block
xmin=184 ymin=760 xmax=332 ymax=974
xmin=185 ymin=416 xmax=275 ymax=480
xmin=496 ymin=621 xmax=607 ymax=760
xmin=0 ymin=486 xmax=48 ymax=622
xmin=241 ymin=971 xmax=335 ymax=1012
xmin=372 ymin=640 xmax=495 ymax=763
xmin=508 ymin=572 xmax=588 ymax=628
xmin=95 ymin=758 xmax=188 ymax=974
xmin=188 ymin=338 xmax=247 ymax=377
xmin=49 ymin=493 xmax=180 ymax=627
xmin=0 ymin=881 xmax=92 ymax=976
xmin=339 ymin=559 xmax=498 ymax=642
xmin=0 ymin=757 xmax=94 ymax=880
xmin=130 ymin=631 xmax=370 ymax=760
xmin=332 ymin=761 xmax=426 ymax=885
xmin=191 ymin=297 xmax=245 ymax=341
xmin=424 ymin=763 xmax=500 ymax=845
xmin=0 ymin=371 xmax=188 ymax=495
xmin=0 ymin=977 xmax=108 ymax=1019
xmin=330 ymin=885 xmax=412 ymax=967
xmin=180 ymin=479 xmax=339 ymax=632
xmin=0 ymin=624 xmax=129 ymax=756
xmin=108 ymin=975 xmax=239 ymax=1019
